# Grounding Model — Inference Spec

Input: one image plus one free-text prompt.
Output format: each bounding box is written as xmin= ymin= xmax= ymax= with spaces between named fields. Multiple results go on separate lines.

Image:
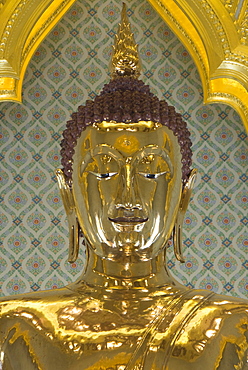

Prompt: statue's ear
xmin=173 ymin=169 xmax=197 ymax=263
xmin=55 ymin=169 xmax=79 ymax=263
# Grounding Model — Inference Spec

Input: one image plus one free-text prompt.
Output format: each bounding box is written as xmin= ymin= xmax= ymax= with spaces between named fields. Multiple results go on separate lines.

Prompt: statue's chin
xmin=89 ymin=232 xmax=163 ymax=262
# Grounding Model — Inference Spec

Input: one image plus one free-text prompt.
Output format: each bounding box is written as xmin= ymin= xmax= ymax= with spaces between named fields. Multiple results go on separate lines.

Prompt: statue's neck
xmin=71 ymin=245 xmax=184 ymax=292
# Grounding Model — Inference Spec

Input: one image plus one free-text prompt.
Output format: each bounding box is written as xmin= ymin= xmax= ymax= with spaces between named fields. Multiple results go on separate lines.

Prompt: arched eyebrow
xmin=80 ymin=144 xmax=124 ymax=176
xmin=132 ymin=145 xmax=174 ymax=176
xmin=80 ymin=144 xmax=173 ymax=176
xmin=91 ymin=144 xmax=125 ymax=163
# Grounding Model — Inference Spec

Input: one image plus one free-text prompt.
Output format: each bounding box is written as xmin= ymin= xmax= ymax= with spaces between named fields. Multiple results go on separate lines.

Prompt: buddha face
xmin=72 ymin=123 xmax=182 ymax=261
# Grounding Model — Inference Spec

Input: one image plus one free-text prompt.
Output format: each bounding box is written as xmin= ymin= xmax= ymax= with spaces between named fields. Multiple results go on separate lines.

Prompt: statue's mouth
xmin=108 ymin=216 xmax=148 ymax=224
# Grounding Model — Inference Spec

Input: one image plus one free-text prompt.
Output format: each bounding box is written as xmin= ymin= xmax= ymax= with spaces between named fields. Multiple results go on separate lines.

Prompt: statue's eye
xmin=82 ymin=154 xmax=119 ymax=179
xmin=146 ymin=173 xmax=157 ymax=179
xmin=93 ymin=172 xmax=118 ymax=179
xmin=137 ymin=155 xmax=171 ymax=180
xmin=138 ymin=172 xmax=168 ymax=179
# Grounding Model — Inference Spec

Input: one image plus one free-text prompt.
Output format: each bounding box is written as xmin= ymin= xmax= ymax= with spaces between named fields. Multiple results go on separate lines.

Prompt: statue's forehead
xmin=76 ymin=125 xmax=176 ymax=156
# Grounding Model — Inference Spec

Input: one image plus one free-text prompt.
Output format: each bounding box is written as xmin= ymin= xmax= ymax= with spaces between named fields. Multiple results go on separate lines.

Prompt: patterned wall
xmin=0 ymin=0 xmax=247 ymax=298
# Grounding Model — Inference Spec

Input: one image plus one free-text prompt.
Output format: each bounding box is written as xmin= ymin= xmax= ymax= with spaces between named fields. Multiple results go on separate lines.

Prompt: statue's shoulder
xmin=0 ymin=286 xmax=80 ymax=319
xmin=202 ymin=290 xmax=248 ymax=315
xmin=0 ymin=286 xmax=96 ymax=369
xmin=207 ymin=290 xmax=248 ymax=305
xmin=182 ymin=289 xmax=248 ymax=328
xmin=160 ymin=290 xmax=248 ymax=369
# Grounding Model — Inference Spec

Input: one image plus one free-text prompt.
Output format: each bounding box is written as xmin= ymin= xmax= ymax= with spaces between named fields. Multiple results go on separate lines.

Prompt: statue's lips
xmin=108 ymin=216 xmax=148 ymax=224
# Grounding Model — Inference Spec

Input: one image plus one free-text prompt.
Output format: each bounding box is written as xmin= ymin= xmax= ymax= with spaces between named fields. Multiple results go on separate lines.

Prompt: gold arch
xmin=0 ymin=0 xmax=247 ymax=130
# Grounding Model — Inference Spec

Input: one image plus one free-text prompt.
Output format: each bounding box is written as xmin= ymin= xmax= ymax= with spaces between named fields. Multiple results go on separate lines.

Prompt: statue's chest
xmin=1 ymin=320 xmax=220 ymax=370
xmin=32 ymin=304 xmax=183 ymax=370
xmin=54 ymin=312 xmax=148 ymax=370
xmin=2 ymin=311 xmax=150 ymax=370
xmin=1 ymin=291 xmax=219 ymax=370
xmin=1 ymin=322 xmax=139 ymax=370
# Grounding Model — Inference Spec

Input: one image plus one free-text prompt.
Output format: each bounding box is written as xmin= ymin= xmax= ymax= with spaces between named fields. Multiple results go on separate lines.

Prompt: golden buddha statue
xmin=0 ymin=5 xmax=247 ymax=370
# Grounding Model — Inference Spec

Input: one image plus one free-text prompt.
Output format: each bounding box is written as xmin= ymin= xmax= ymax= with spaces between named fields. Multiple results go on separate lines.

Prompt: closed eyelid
xmin=132 ymin=146 xmax=174 ymax=176
xmin=80 ymin=145 xmax=123 ymax=177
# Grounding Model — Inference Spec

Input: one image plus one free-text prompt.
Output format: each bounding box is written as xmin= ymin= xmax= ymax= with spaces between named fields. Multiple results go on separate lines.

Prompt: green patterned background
xmin=0 ymin=0 xmax=247 ymax=298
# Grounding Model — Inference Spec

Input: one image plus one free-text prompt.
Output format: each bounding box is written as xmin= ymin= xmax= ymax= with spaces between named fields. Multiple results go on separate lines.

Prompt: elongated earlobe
xmin=55 ymin=169 xmax=79 ymax=263
xmin=68 ymin=217 xmax=80 ymax=263
xmin=173 ymin=169 xmax=198 ymax=263
xmin=173 ymin=219 xmax=184 ymax=263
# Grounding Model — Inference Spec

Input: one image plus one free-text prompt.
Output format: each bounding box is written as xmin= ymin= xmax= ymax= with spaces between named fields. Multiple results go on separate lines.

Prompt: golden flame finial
xmin=110 ymin=3 xmax=141 ymax=78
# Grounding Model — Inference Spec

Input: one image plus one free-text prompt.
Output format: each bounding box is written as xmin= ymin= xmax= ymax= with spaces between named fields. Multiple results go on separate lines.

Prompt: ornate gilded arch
xmin=0 ymin=0 xmax=247 ymax=130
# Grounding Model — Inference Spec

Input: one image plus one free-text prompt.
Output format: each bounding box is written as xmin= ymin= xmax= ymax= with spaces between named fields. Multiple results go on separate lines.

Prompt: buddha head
xmin=56 ymin=4 xmax=196 ymax=264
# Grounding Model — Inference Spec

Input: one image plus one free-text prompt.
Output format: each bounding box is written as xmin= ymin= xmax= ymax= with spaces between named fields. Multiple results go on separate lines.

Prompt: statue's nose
xmin=116 ymin=191 xmax=142 ymax=213
xmin=108 ymin=163 xmax=147 ymax=221
xmin=116 ymin=204 xmax=142 ymax=212
xmin=117 ymin=164 xmax=141 ymax=210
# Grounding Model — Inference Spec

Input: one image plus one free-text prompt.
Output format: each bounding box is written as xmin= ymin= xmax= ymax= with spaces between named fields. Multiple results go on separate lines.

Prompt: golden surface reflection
xmin=0 ymin=7 xmax=247 ymax=366
xmin=0 ymin=124 xmax=247 ymax=369
xmin=0 ymin=278 xmax=247 ymax=369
